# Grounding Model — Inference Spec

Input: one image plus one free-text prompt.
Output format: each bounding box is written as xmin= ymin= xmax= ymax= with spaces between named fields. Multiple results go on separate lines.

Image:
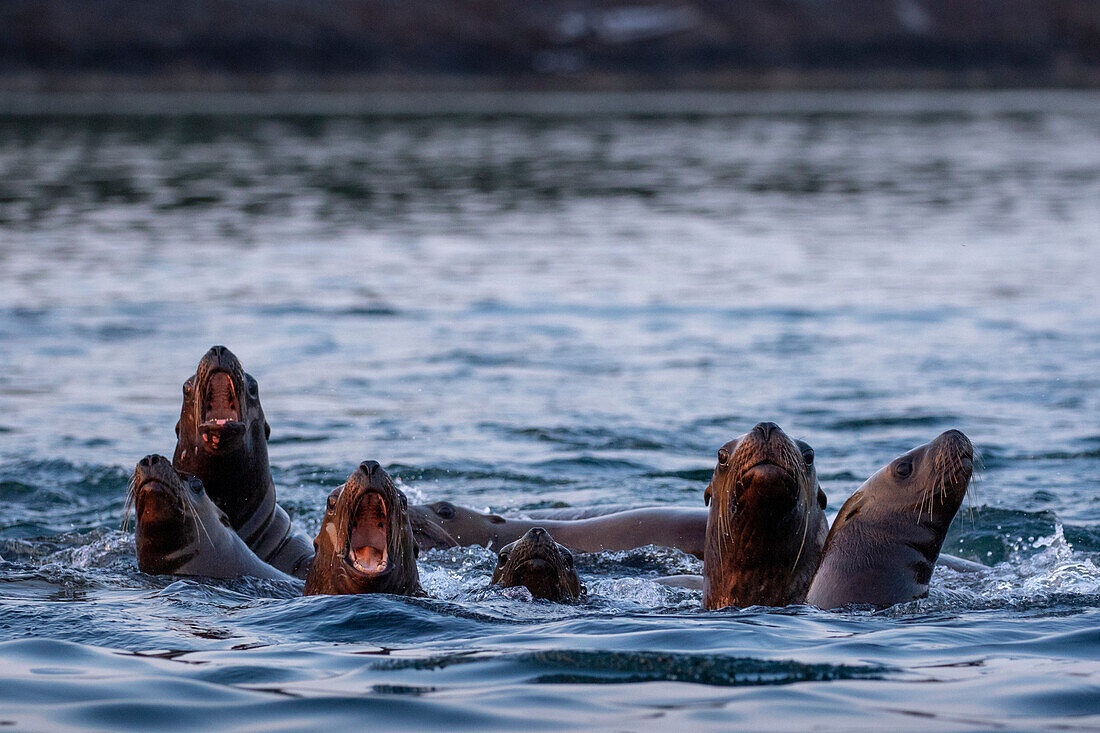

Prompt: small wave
xmin=906 ymin=524 xmax=1100 ymax=614
xmin=374 ymin=649 xmax=888 ymax=687
xmin=826 ymin=414 xmax=960 ymax=430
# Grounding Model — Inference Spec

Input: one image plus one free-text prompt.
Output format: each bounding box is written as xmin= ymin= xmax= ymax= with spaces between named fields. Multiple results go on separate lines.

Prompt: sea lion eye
xmin=183 ymin=380 xmax=192 ymax=396
xmin=399 ymin=494 xmax=408 ymax=510
xmin=562 ymin=551 xmax=574 ymax=567
xmin=895 ymin=461 xmax=913 ymax=478
xmin=717 ymin=448 xmax=730 ymax=466
xmin=801 ymin=447 xmax=814 ymax=465
xmin=497 ymin=552 xmax=509 ymax=566
xmin=434 ymin=503 xmax=455 ymax=520
xmin=327 ymin=494 xmax=338 ymax=510
xmin=188 ymin=477 xmax=203 ymax=493
xmin=247 ymin=378 xmax=258 ymax=398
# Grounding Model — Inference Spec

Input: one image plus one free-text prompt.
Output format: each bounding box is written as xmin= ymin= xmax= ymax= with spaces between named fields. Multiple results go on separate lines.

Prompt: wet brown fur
xmin=491 ymin=528 xmax=582 ymax=602
xmin=304 ymin=462 xmax=422 ymax=596
xmin=702 ymin=423 xmax=827 ymax=610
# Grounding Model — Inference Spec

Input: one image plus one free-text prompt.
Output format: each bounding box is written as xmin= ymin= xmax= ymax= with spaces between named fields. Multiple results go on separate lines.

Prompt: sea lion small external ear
xmin=174 ymin=421 xmax=180 ymax=438
xmin=817 ymin=487 xmax=827 ymax=510
xmin=704 ymin=484 xmax=712 ymax=507
xmin=264 ymin=421 xmax=271 ymax=440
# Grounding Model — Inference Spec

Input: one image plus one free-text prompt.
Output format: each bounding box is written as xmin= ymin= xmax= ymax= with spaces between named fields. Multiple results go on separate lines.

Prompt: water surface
xmin=1 ymin=91 xmax=1098 ymax=731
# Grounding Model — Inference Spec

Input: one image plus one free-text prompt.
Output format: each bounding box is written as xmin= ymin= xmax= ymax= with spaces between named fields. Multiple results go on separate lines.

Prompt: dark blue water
xmin=1 ymin=91 xmax=1098 ymax=731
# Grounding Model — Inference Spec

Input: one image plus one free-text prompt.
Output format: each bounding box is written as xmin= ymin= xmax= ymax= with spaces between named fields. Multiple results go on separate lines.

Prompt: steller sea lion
xmin=173 ymin=345 xmax=313 ymax=579
xmin=128 ymin=454 xmax=295 ymax=582
xmin=806 ymin=429 xmax=975 ymax=610
xmin=491 ymin=527 xmax=583 ymax=602
xmin=408 ymin=502 xmax=706 ymax=559
xmin=304 ymin=461 xmax=422 ymax=597
xmin=703 ymin=422 xmax=828 ymax=610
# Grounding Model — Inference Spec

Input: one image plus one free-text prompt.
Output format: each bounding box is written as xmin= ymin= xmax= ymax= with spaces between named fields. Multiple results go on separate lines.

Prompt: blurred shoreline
xmin=3 ymin=69 xmax=1100 ymax=99
xmin=4 ymin=0 xmax=1099 ymax=95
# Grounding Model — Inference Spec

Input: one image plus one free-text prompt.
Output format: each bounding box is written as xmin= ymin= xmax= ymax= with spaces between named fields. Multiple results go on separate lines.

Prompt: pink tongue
xmin=205 ymin=373 xmax=238 ymax=421
xmin=350 ymin=493 xmax=387 ymax=570
xmin=353 ymin=545 xmax=385 ymax=569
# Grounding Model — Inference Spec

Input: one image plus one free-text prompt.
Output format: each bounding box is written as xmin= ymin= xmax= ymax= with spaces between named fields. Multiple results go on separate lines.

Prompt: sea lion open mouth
xmin=346 ymin=491 xmax=389 ymax=577
xmin=199 ymin=370 xmax=244 ymax=451
xmin=304 ymin=461 xmax=422 ymax=596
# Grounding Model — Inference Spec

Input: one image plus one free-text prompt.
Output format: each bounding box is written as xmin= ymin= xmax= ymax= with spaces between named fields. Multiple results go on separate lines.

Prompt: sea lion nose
xmin=531 ymin=527 xmax=547 ymax=538
xmin=139 ymin=454 xmax=167 ymax=468
xmin=940 ymin=429 xmax=973 ymax=456
xmin=359 ymin=460 xmax=380 ymax=476
xmin=754 ymin=422 xmax=781 ymax=441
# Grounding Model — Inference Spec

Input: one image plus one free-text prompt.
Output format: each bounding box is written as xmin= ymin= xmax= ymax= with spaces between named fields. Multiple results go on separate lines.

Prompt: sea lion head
xmin=129 ymin=453 xmax=226 ymax=575
xmin=176 ymin=345 xmax=268 ymax=457
xmin=703 ymin=421 xmax=827 ymax=609
xmin=806 ymin=429 xmax=974 ymax=610
xmin=850 ymin=428 xmax=974 ymax=534
xmin=173 ymin=345 xmax=272 ymax=530
xmin=491 ymin=527 xmax=582 ymax=602
xmin=303 ymin=461 xmax=421 ymax=596
xmin=409 ymin=501 xmax=507 ymax=550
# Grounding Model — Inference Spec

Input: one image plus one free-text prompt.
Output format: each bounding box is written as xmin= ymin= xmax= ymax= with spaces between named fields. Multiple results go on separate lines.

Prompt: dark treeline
xmin=3 ymin=0 xmax=1099 ymax=89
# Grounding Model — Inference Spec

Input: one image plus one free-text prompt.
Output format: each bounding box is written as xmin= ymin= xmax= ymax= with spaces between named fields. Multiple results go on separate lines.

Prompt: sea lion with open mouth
xmin=303 ymin=461 xmax=422 ymax=596
xmin=806 ymin=429 xmax=975 ymax=610
xmin=173 ymin=345 xmax=313 ymax=579
xmin=491 ymin=527 xmax=583 ymax=602
xmin=128 ymin=454 xmax=294 ymax=581
xmin=702 ymin=422 xmax=828 ymax=610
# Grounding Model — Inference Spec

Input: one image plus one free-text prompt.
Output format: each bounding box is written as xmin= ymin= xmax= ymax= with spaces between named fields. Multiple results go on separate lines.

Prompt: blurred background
xmin=1 ymin=0 xmax=1099 ymax=93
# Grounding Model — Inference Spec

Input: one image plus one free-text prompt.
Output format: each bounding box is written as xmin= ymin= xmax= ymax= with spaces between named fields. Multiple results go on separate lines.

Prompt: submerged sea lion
xmin=128 ymin=454 xmax=294 ymax=581
xmin=409 ymin=502 xmax=705 ymax=558
xmin=304 ymin=461 xmax=422 ymax=596
xmin=703 ymin=422 xmax=828 ymax=610
xmin=806 ymin=429 xmax=975 ymax=610
xmin=173 ymin=345 xmax=313 ymax=579
xmin=491 ymin=527 xmax=583 ymax=602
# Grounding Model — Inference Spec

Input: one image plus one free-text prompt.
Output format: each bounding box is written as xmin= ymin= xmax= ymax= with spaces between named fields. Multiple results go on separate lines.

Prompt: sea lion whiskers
xmin=703 ymin=423 xmax=828 ymax=609
xmin=963 ymin=448 xmax=983 ymax=523
xmin=122 ymin=473 xmax=138 ymax=532
xmin=185 ymin=484 xmax=214 ymax=550
xmin=789 ymin=492 xmax=812 ymax=580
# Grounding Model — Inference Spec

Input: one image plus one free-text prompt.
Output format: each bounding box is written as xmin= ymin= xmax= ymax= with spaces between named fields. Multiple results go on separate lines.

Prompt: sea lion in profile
xmin=128 ymin=454 xmax=294 ymax=582
xmin=408 ymin=502 xmax=705 ymax=558
xmin=173 ymin=345 xmax=313 ymax=579
xmin=491 ymin=527 xmax=583 ymax=602
xmin=806 ymin=429 xmax=975 ymax=610
xmin=304 ymin=461 xmax=422 ymax=596
xmin=703 ymin=422 xmax=827 ymax=610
